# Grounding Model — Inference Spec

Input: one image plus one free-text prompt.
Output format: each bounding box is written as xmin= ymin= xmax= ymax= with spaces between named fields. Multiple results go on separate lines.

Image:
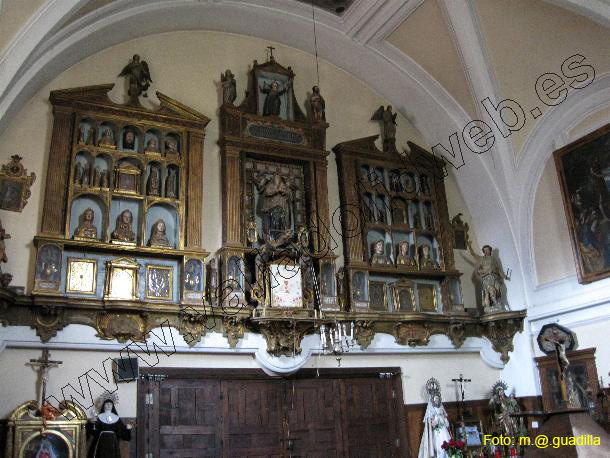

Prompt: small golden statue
xmin=148 ymin=219 xmax=170 ymax=247
xmin=74 ymin=208 xmax=98 ymax=240
xmin=396 ymin=240 xmax=415 ymax=266
xmin=111 ymin=210 xmax=135 ymax=244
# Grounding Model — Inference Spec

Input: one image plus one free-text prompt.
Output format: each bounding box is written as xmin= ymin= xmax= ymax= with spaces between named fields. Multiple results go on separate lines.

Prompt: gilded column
xmin=186 ymin=131 xmax=205 ymax=249
xmin=221 ymin=146 xmax=242 ymax=246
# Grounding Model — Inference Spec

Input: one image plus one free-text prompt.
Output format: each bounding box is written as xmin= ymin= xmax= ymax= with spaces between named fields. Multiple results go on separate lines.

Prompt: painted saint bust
xmin=371 ymin=239 xmax=392 ymax=265
xmin=99 ymin=128 xmax=115 ymax=148
xmin=144 ymin=138 xmax=159 ymax=153
xmin=111 ymin=209 xmax=135 ymax=243
xmin=396 ymin=241 xmax=415 ymax=266
xmin=74 ymin=207 xmax=98 ymax=240
xmin=419 ymin=244 xmax=439 ymax=269
xmin=149 ymin=219 xmax=170 ymax=247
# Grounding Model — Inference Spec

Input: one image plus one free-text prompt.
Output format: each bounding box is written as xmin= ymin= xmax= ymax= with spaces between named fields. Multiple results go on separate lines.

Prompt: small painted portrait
xmin=122 ymin=129 xmax=137 ymax=150
xmin=0 ymin=178 xmax=24 ymax=211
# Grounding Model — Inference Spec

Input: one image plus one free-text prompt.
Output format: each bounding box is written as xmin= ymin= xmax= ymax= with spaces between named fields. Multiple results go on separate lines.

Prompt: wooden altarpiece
xmin=332 ymin=135 xmax=526 ymax=360
xmin=218 ymin=54 xmax=338 ymax=355
xmin=0 ymin=81 xmax=250 ymax=346
xmin=4 ymin=401 xmax=87 ymax=458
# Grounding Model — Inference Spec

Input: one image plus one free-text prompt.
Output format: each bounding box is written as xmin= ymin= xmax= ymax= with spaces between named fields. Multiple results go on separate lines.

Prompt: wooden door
xmin=222 ymin=380 xmax=285 ymax=458
xmin=138 ymin=368 xmax=409 ymax=458
xmin=284 ymin=378 xmax=344 ymax=457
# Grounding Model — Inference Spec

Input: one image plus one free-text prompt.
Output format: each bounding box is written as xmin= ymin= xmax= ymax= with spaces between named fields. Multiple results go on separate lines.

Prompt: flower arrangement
xmin=441 ymin=439 xmax=466 ymax=456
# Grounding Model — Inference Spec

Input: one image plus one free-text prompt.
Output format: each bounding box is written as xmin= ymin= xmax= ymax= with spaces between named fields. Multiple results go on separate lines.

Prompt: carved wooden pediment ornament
xmin=0 ymin=155 xmax=36 ymax=212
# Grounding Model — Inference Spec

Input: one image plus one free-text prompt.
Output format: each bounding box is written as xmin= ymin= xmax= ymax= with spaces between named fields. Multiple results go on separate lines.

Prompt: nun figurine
xmin=87 ymin=397 xmax=132 ymax=458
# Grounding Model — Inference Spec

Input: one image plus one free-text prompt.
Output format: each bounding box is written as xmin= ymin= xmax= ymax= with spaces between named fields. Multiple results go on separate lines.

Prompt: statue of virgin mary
xmin=418 ymin=378 xmax=452 ymax=458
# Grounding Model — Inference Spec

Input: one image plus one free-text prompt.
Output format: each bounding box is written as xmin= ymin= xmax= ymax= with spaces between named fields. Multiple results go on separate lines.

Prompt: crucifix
xmin=452 ymin=373 xmax=472 ymax=420
xmin=267 ymin=45 xmax=276 ymax=60
xmin=27 ymin=349 xmax=63 ymax=408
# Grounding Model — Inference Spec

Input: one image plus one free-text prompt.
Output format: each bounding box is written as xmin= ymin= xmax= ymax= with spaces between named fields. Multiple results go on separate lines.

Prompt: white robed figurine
xmin=419 ymin=378 xmax=452 ymax=458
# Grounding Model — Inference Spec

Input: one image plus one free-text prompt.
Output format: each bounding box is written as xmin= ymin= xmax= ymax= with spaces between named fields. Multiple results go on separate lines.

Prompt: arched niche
xmin=164 ymin=164 xmax=180 ymax=199
xmin=73 ymin=150 xmax=94 ymax=187
xmin=393 ymin=230 xmax=415 ymax=259
xmin=184 ymin=258 xmax=203 ymax=292
xmin=93 ymin=153 xmax=112 ymax=188
xmin=69 ymin=194 xmax=106 ymax=241
xmin=416 ymin=233 xmax=441 ymax=269
xmin=422 ymin=201 xmax=435 ymax=231
xmin=35 ymin=244 xmax=62 ymax=283
xmin=19 ymin=430 xmax=72 ymax=458
xmin=120 ymin=125 xmax=142 ymax=152
xmin=408 ymin=199 xmax=421 ymax=229
xmin=110 ymin=198 xmax=141 ymax=244
xmin=144 ymin=128 xmax=161 ymax=154
xmin=366 ymin=228 xmax=391 ymax=263
xmin=390 ymin=197 xmax=408 ymax=225
xmin=77 ymin=117 xmax=96 ymax=145
xmin=401 ymin=171 xmax=417 ymax=194
xmin=97 ymin=120 xmax=118 ymax=148
xmin=145 ymin=203 xmax=179 ymax=248
xmin=145 ymin=160 xmax=162 ymax=197
xmin=320 ymin=262 xmax=336 ymax=297
xmin=163 ymin=132 xmax=181 ymax=156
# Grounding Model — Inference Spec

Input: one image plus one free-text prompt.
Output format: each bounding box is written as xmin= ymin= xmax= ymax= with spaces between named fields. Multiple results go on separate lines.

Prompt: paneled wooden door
xmin=138 ymin=368 xmax=409 ymax=458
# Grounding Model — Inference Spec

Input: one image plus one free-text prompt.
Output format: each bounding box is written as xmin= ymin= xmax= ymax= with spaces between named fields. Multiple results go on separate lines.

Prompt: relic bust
xmin=419 ymin=244 xmax=439 ymax=269
xmin=371 ymin=239 xmax=392 ymax=265
xmin=123 ymin=130 xmax=136 ymax=150
xmin=144 ymin=138 xmax=159 ymax=153
xmin=99 ymin=128 xmax=115 ymax=147
xmin=165 ymin=137 xmax=178 ymax=154
xmin=74 ymin=208 xmax=98 ymax=240
xmin=396 ymin=241 xmax=415 ymax=266
xmin=149 ymin=219 xmax=170 ymax=247
xmin=111 ymin=209 xmax=135 ymax=243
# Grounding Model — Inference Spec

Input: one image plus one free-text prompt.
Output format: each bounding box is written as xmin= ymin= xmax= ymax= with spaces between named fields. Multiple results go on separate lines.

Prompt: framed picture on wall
xmin=553 ymin=123 xmax=610 ymax=284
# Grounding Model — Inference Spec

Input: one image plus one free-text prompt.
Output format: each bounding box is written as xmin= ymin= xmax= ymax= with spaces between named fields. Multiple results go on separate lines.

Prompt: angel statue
xmin=465 ymin=241 xmax=510 ymax=313
xmin=221 ymin=69 xmax=237 ymax=105
xmin=371 ymin=105 xmax=397 ymax=152
xmin=419 ymin=378 xmax=452 ymax=458
xmin=118 ymin=54 xmax=152 ymax=105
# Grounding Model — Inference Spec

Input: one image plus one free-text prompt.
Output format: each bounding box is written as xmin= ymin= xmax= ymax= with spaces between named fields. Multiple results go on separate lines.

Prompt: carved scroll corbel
xmin=258 ymin=320 xmax=312 ymax=357
xmin=354 ymin=321 xmax=375 ymax=349
xmin=96 ymin=312 xmax=147 ymax=342
xmin=483 ymin=318 xmax=524 ymax=364
xmin=33 ymin=306 xmax=66 ymax=342
xmin=394 ymin=322 xmax=432 ymax=347
xmin=223 ymin=316 xmax=245 ymax=348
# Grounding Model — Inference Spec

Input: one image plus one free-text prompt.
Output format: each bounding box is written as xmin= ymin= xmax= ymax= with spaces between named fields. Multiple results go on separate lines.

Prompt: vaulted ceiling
xmin=1 ymin=0 xmax=609 ymax=307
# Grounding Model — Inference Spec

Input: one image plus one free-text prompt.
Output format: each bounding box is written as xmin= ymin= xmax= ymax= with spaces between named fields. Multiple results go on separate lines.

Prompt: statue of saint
xmin=93 ymin=167 xmax=101 ymax=187
xmin=98 ymin=128 xmax=115 ymax=148
xmin=118 ymin=54 xmax=152 ymax=104
xmin=371 ymin=239 xmax=392 ymax=265
xmin=489 ymin=381 xmax=518 ymax=439
xmin=418 ymin=379 xmax=451 ymax=458
xmin=87 ymin=398 xmax=132 ymax=458
xmin=466 ymin=242 xmax=510 ymax=311
xmin=424 ymin=206 xmax=435 ymax=230
xmin=149 ymin=219 xmax=170 ymax=247
xmin=396 ymin=241 xmax=415 ymax=266
xmin=260 ymin=80 xmax=290 ymax=117
xmin=336 ymin=268 xmax=346 ymax=310
xmin=147 ymin=167 xmax=160 ymax=196
xmin=255 ymin=173 xmax=292 ymax=247
xmin=100 ymin=170 xmax=108 ymax=188
xmin=371 ymin=105 xmax=397 ymax=152
xmin=111 ymin=209 xmax=135 ymax=243
xmin=74 ymin=162 xmax=83 ymax=185
xmin=390 ymin=172 xmax=403 ymax=192
xmin=144 ymin=138 xmax=159 ymax=153
xmin=165 ymin=137 xmax=178 ymax=154
xmin=310 ymin=85 xmax=325 ymax=122
xmin=74 ymin=208 xmax=98 ymax=240
xmin=419 ymin=244 xmax=439 ymax=269
xmin=165 ymin=168 xmax=177 ymax=198
xmin=221 ymin=69 xmax=237 ymax=105
xmin=81 ymin=164 xmax=90 ymax=186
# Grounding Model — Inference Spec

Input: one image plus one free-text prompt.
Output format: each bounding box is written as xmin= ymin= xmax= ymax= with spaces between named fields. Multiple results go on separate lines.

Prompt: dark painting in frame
xmin=553 ymin=123 xmax=610 ymax=284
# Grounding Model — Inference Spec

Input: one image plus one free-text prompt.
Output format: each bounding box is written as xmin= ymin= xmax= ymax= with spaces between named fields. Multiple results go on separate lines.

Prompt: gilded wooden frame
xmin=66 ymin=257 xmax=97 ymax=295
xmin=0 ymin=155 xmax=36 ymax=212
xmin=104 ymin=257 xmax=139 ymax=300
xmin=553 ymin=123 xmax=610 ymax=284
xmin=391 ymin=280 xmax=416 ymax=312
xmin=417 ymin=283 xmax=437 ymax=312
xmin=145 ymin=264 xmax=173 ymax=300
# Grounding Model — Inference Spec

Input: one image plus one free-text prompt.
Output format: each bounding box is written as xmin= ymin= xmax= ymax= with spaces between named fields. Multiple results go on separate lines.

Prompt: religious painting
xmin=104 ymin=257 xmax=139 ymax=300
xmin=114 ymin=164 xmax=140 ymax=194
xmin=391 ymin=281 xmax=415 ymax=312
xmin=451 ymin=213 xmax=470 ymax=250
xmin=369 ymin=281 xmax=387 ymax=311
xmin=554 ymin=123 xmax=610 ymax=284
xmin=417 ymin=283 xmax=437 ymax=312
xmin=256 ymin=71 xmax=293 ymax=121
xmin=34 ymin=244 xmax=62 ymax=293
xmin=21 ymin=433 xmax=70 ymax=458
xmin=269 ymin=260 xmax=303 ymax=308
xmin=456 ymin=421 xmax=484 ymax=448
xmin=66 ymin=258 xmax=97 ymax=295
xmin=145 ymin=265 xmax=173 ymax=300
xmin=0 ymin=155 xmax=36 ymax=212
